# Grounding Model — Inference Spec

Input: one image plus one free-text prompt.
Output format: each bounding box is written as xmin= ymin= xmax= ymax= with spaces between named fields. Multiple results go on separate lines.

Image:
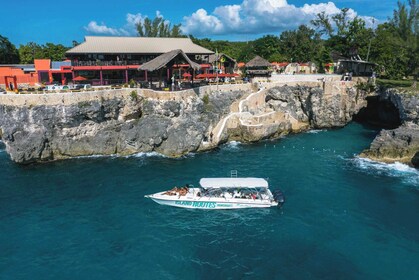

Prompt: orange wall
xmin=34 ymin=59 xmax=51 ymax=71
xmin=0 ymin=67 xmax=38 ymax=86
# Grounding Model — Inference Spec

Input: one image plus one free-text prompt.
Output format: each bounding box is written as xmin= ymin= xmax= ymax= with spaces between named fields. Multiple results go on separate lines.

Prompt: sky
xmin=0 ymin=0 xmax=401 ymax=47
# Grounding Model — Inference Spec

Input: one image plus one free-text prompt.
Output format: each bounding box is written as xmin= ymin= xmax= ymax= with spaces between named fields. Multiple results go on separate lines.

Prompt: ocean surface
xmin=0 ymin=122 xmax=418 ymax=280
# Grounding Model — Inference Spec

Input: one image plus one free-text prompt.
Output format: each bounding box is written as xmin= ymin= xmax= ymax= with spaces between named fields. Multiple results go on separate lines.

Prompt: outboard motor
xmin=273 ymin=190 xmax=285 ymax=207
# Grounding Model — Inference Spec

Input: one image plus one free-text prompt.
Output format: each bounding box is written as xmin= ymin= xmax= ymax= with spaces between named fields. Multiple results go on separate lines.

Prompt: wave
xmin=306 ymin=129 xmax=326 ymax=134
xmin=223 ymin=141 xmax=242 ymax=150
xmin=129 ymin=151 xmax=168 ymax=158
xmin=72 ymin=151 xmax=168 ymax=160
xmin=353 ymin=157 xmax=419 ymax=187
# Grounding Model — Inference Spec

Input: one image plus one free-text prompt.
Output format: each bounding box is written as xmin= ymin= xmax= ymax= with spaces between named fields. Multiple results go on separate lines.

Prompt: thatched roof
xmin=138 ymin=49 xmax=201 ymax=72
xmin=208 ymin=53 xmax=237 ymax=64
xmin=246 ymin=56 xmax=271 ymax=68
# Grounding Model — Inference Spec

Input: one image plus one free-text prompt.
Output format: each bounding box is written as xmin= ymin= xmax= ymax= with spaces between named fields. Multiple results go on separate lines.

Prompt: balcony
xmin=71 ymin=60 xmax=142 ymax=67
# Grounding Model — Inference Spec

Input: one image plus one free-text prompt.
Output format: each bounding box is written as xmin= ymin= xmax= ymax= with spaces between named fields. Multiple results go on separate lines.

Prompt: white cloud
xmin=183 ymin=9 xmax=224 ymax=34
xmin=84 ymin=1 xmax=378 ymax=38
xmin=84 ymin=21 xmax=122 ymax=35
xmin=182 ymin=0 xmax=378 ymax=36
xmin=85 ymin=11 xmax=173 ymax=36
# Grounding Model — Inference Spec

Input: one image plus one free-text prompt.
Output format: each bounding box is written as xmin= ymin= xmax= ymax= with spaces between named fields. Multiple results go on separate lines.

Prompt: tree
xmin=0 ymin=35 xmax=19 ymax=64
xmin=311 ymin=8 xmax=373 ymax=58
xmin=279 ymin=25 xmax=322 ymax=62
xmin=253 ymin=35 xmax=281 ymax=61
xmin=19 ymin=42 xmax=42 ymax=64
xmin=19 ymin=42 xmax=69 ymax=64
xmin=369 ymin=1 xmax=418 ymax=79
xmin=190 ymin=36 xmax=253 ymax=62
xmin=42 ymin=43 xmax=69 ymax=61
xmin=390 ymin=0 xmax=418 ymax=78
xmin=311 ymin=11 xmax=333 ymax=36
xmin=137 ymin=16 xmax=186 ymax=37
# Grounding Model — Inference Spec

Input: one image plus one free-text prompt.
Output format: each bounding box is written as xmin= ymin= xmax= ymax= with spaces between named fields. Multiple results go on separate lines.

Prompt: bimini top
xmin=199 ymin=178 xmax=269 ymax=189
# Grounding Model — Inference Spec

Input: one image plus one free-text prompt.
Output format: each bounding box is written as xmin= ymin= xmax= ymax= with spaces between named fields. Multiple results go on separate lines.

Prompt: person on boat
xmin=178 ymin=187 xmax=188 ymax=196
xmin=164 ymin=187 xmax=178 ymax=196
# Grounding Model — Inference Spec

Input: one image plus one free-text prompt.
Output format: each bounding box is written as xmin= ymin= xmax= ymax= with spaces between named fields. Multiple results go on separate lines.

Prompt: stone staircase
xmin=200 ymin=87 xmax=298 ymax=148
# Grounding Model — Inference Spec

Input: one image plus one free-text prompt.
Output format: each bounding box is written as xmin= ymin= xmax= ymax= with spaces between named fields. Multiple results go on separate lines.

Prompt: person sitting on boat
xmin=178 ymin=187 xmax=188 ymax=196
xmin=164 ymin=187 xmax=178 ymax=196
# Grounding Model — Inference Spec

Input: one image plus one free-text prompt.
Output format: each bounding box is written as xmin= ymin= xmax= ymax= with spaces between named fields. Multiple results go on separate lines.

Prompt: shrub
xmin=129 ymin=79 xmax=136 ymax=88
xmin=130 ymin=90 xmax=138 ymax=101
xmin=202 ymin=94 xmax=209 ymax=105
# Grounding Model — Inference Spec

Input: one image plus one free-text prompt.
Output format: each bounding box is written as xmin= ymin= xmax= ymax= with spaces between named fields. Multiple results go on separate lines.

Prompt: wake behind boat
xmin=145 ymin=177 xmax=285 ymax=209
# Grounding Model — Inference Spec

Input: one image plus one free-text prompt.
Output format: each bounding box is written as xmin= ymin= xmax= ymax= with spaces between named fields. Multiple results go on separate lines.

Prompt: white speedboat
xmin=145 ymin=177 xmax=285 ymax=209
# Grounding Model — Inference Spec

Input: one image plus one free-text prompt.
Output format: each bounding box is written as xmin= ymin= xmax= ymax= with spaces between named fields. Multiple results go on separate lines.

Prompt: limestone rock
xmin=361 ymin=124 xmax=419 ymax=164
xmin=361 ymin=89 xmax=419 ymax=167
xmin=265 ymin=85 xmax=367 ymax=128
xmin=0 ymin=89 xmax=243 ymax=164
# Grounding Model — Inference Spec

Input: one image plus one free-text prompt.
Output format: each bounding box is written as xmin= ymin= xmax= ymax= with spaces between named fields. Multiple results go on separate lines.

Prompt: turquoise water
xmin=0 ymin=123 xmax=418 ymax=280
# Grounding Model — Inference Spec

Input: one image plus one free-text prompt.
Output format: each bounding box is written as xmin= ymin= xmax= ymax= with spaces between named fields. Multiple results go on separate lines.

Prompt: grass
xmin=377 ymin=79 xmax=418 ymax=96
xmin=376 ymin=79 xmax=415 ymax=88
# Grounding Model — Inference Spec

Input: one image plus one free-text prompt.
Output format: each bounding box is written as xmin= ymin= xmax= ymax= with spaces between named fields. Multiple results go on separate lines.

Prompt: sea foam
xmin=306 ymin=129 xmax=326 ymax=134
xmin=354 ymin=157 xmax=419 ymax=187
xmin=223 ymin=141 xmax=242 ymax=150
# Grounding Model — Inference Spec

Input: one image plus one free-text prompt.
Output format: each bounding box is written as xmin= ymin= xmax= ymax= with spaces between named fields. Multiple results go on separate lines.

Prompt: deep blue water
xmin=0 ymin=123 xmax=418 ymax=280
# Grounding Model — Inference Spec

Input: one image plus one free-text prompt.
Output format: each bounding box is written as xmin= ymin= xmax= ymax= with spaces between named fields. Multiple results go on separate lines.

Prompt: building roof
xmin=66 ymin=36 xmax=214 ymax=55
xmin=208 ymin=53 xmax=237 ymax=64
xmin=138 ymin=49 xmax=200 ymax=71
xmin=246 ymin=56 xmax=271 ymax=68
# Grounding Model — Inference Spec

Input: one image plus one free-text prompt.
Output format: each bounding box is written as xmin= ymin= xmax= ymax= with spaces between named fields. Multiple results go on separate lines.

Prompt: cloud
xmin=84 ymin=21 xmax=123 ymax=35
xmin=182 ymin=0 xmax=377 ymax=36
xmin=85 ymin=12 xmax=152 ymax=36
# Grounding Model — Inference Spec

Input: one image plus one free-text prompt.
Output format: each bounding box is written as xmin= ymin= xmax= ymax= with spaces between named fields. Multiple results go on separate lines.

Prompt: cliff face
xmin=360 ymin=89 xmax=419 ymax=167
xmin=0 ymin=82 xmax=367 ymax=164
xmin=0 ymin=89 xmax=244 ymax=164
xmin=265 ymin=85 xmax=367 ymax=128
xmin=211 ymin=82 xmax=368 ymax=145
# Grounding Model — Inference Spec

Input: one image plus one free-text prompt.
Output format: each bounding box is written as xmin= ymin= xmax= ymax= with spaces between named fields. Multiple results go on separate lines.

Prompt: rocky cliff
xmin=0 ymin=81 xmax=368 ymax=164
xmin=265 ymin=85 xmax=367 ymax=128
xmin=219 ymin=83 xmax=368 ymax=143
xmin=0 ymin=89 xmax=245 ymax=164
xmin=360 ymin=89 xmax=419 ymax=167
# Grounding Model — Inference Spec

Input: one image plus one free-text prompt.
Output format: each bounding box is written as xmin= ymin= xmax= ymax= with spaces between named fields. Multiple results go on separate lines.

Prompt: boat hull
xmin=147 ymin=196 xmax=277 ymax=209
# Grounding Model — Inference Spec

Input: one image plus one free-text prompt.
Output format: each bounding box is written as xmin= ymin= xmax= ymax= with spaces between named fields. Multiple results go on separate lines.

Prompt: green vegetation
xmin=18 ymin=42 xmax=69 ymax=64
xmin=202 ymin=94 xmax=210 ymax=105
xmin=202 ymin=94 xmax=213 ymax=112
xmin=130 ymin=90 xmax=138 ymax=101
xmin=377 ymin=79 xmax=416 ymax=88
xmin=0 ymin=0 xmax=416 ymax=83
xmin=129 ymin=79 xmax=137 ymax=88
xmin=355 ymin=81 xmax=377 ymax=93
xmin=137 ymin=16 xmax=185 ymax=37
xmin=0 ymin=35 xmax=19 ymax=63
xmin=191 ymin=1 xmax=417 ymax=80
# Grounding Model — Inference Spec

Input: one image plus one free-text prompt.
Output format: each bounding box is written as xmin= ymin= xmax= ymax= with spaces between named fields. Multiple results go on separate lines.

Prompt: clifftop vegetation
xmin=0 ymin=0 xmax=417 ymax=80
